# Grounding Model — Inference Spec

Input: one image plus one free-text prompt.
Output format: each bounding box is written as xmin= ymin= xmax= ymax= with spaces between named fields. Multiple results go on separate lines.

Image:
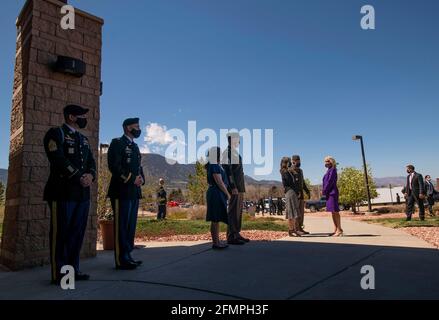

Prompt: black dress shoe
xmin=130 ymin=259 xmax=143 ymax=266
xmin=75 ymin=272 xmax=90 ymax=281
xmin=227 ymin=239 xmax=246 ymax=245
xmin=116 ymin=262 xmax=138 ymax=270
xmin=238 ymin=236 xmax=250 ymax=243
xmin=212 ymin=244 xmax=229 ymax=250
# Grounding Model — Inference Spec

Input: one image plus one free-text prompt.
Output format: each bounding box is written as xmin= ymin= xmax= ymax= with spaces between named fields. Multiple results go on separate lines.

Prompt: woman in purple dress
xmin=322 ymin=156 xmax=343 ymax=236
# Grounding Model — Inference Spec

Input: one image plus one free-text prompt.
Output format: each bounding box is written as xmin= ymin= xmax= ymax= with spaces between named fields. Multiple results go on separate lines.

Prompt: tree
xmin=187 ymin=161 xmax=208 ymax=205
xmin=140 ymin=179 xmax=160 ymax=211
xmin=169 ymin=188 xmax=185 ymax=202
xmin=304 ymin=178 xmax=312 ymax=200
xmin=97 ymin=166 xmax=112 ymax=220
xmin=0 ymin=181 xmax=5 ymax=206
xmin=338 ymin=166 xmax=378 ymax=213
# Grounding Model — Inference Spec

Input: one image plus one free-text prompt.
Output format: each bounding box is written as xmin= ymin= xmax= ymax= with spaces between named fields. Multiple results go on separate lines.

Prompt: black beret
xmin=123 ymin=118 xmax=140 ymax=127
xmin=292 ymin=155 xmax=301 ymax=161
xmin=63 ymin=104 xmax=89 ymax=117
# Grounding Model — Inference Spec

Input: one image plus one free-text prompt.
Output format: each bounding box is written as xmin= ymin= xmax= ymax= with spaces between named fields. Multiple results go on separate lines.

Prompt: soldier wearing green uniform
xmin=43 ymin=104 xmax=96 ymax=284
xmin=156 ymin=178 xmax=167 ymax=220
xmin=107 ymin=118 xmax=145 ymax=270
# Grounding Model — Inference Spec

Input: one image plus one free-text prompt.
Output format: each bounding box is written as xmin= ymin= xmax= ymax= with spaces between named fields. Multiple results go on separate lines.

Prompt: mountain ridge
xmin=0 ymin=155 xmax=418 ymax=188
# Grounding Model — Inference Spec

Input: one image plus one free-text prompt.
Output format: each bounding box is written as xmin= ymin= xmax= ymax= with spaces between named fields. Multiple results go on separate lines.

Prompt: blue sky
xmin=0 ymin=0 xmax=438 ymax=184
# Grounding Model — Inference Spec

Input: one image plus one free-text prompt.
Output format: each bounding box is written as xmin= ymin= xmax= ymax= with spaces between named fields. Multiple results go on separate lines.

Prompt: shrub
xmin=187 ymin=205 xmax=207 ymax=220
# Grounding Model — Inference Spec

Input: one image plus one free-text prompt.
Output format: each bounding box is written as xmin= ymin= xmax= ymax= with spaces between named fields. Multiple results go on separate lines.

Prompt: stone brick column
xmin=0 ymin=0 xmax=103 ymax=270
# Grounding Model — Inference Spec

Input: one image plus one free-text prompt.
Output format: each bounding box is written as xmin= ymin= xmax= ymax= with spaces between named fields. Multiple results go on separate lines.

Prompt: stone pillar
xmin=0 ymin=0 xmax=103 ymax=270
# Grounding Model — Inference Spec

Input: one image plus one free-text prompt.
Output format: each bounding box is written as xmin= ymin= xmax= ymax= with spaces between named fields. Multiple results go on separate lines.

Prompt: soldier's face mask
xmin=130 ymin=128 xmax=142 ymax=139
xmin=76 ymin=117 xmax=88 ymax=129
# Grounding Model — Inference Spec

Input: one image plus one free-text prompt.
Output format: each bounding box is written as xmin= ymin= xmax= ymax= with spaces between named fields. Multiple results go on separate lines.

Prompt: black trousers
xmin=227 ymin=193 xmax=244 ymax=241
xmin=426 ymin=196 xmax=435 ymax=215
xmin=111 ymin=198 xmax=139 ymax=267
xmin=157 ymin=205 xmax=167 ymax=220
xmin=406 ymin=193 xmax=425 ymax=219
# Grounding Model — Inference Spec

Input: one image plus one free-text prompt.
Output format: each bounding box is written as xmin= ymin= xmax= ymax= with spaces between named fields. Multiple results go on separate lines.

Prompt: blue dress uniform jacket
xmin=43 ymin=124 xmax=96 ymax=201
xmin=107 ymin=135 xmax=145 ymax=200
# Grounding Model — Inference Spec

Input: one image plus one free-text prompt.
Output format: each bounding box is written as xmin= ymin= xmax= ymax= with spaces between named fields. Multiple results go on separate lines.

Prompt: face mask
xmin=76 ymin=118 xmax=87 ymax=129
xmin=407 ymin=170 xmax=411 ymax=174
xmin=294 ymin=162 xmax=301 ymax=168
xmin=325 ymin=163 xmax=332 ymax=168
xmin=130 ymin=128 xmax=142 ymax=139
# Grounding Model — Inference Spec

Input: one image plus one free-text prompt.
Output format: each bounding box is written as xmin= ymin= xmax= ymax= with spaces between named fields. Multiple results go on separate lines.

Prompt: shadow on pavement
xmin=1 ymin=239 xmax=438 ymax=300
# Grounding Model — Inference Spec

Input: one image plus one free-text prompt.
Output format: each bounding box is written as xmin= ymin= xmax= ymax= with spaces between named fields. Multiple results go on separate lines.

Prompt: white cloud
xmin=144 ymin=123 xmax=174 ymax=145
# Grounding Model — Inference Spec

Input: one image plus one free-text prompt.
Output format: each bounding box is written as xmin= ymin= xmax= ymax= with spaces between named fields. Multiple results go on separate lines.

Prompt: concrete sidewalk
xmin=0 ymin=217 xmax=438 ymax=300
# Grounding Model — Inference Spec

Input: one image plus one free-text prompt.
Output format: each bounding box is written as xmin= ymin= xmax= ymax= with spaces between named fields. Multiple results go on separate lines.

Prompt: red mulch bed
xmin=137 ymin=230 xmax=289 ymax=242
xmin=402 ymin=227 xmax=439 ymax=249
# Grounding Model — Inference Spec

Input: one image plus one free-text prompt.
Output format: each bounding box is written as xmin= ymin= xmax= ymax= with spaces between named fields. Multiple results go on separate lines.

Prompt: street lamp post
xmin=99 ymin=143 xmax=109 ymax=171
xmin=352 ymin=135 xmax=373 ymax=212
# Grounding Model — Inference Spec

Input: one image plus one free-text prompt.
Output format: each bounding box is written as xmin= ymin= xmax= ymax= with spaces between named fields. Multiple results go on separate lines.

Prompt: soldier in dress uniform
xmin=43 ymin=104 xmax=96 ymax=285
xmin=107 ymin=118 xmax=145 ymax=270
xmin=156 ymin=178 xmax=167 ymax=220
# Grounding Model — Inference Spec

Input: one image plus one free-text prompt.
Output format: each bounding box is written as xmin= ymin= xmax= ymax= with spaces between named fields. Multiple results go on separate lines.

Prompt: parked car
xmin=305 ymin=197 xmax=351 ymax=212
xmin=167 ymin=201 xmax=180 ymax=207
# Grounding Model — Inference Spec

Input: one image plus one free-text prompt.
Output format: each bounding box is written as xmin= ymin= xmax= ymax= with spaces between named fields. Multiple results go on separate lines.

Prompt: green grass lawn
xmin=363 ymin=216 xmax=439 ymax=229
xmin=136 ymin=215 xmax=288 ymax=238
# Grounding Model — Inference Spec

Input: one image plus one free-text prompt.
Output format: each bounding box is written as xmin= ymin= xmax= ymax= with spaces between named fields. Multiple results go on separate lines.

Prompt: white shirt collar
xmin=124 ymin=134 xmax=133 ymax=143
xmin=65 ymin=123 xmax=76 ymax=133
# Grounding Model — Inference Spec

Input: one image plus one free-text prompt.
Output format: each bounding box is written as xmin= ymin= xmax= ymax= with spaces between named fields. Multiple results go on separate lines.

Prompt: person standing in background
xmin=291 ymin=155 xmax=311 ymax=234
xmin=205 ymin=147 xmax=230 ymax=250
xmin=280 ymin=157 xmax=304 ymax=236
xmin=222 ymin=132 xmax=249 ymax=245
xmin=268 ymin=196 xmax=274 ymax=215
xmin=424 ymin=175 xmax=436 ymax=217
xmin=404 ymin=165 xmax=425 ymax=221
xmin=322 ymin=156 xmax=343 ymax=236
xmin=277 ymin=197 xmax=284 ymax=216
xmin=156 ymin=178 xmax=167 ymax=220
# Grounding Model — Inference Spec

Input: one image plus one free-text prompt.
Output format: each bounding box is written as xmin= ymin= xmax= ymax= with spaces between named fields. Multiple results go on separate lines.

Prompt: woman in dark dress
xmin=205 ymin=147 xmax=231 ymax=249
xmin=322 ymin=156 xmax=343 ymax=236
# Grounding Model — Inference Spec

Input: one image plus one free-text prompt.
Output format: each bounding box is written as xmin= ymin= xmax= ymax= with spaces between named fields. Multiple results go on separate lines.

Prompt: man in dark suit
xmin=222 ymin=132 xmax=249 ymax=245
xmin=291 ymin=155 xmax=311 ymax=234
xmin=424 ymin=175 xmax=436 ymax=217
xmin=404 ymin=165 xmax=426 ymax=221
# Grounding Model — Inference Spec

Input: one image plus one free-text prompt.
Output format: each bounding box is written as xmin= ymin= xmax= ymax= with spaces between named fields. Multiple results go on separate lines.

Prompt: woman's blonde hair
xmin=324 ymin=156 xmax=337 ymax=168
